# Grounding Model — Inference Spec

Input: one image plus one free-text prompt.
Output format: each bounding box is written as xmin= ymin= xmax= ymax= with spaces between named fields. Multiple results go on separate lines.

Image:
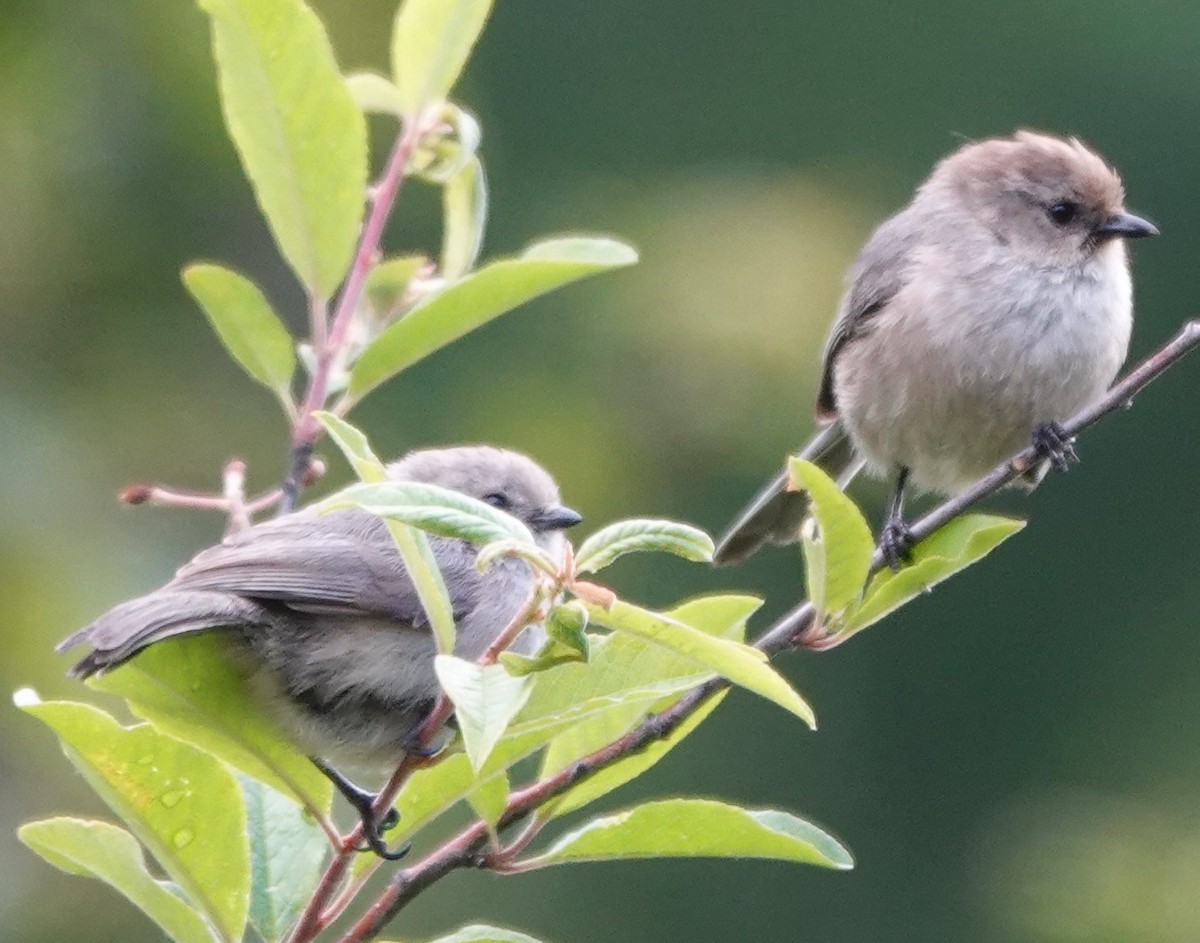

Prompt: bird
xmin=58 ymin=445 xmax=582 ymax=856
xmin=714 ymin=131 xmax=1158 ymax=568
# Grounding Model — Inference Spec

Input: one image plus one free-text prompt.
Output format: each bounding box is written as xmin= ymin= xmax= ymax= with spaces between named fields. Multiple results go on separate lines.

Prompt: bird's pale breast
xmin=833 ymin=241 xmax=1132 ymax=493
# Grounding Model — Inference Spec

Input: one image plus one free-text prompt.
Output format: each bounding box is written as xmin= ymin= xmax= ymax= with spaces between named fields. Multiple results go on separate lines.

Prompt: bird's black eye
xmin=1048 ymin=201 xmax=1079 ymax=225
xmin=483 ymin=492 xmax=510 ymax=510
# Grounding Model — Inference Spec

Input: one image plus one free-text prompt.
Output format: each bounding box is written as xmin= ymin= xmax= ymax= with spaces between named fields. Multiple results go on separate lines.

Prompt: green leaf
xmin=434 ymin=656 xmax=533 ymax=771
xmin=390 ymin=0 xmax=493 ymax=116
xmin=345 ymin=71 xmax=403 ymax=115
xmin=417 ymin=926 xmax=547 ymax=943
xmin=377 ymin=753 xmax=505 ymax=851
xmin=538 ymin=595 xmax=758 ymax=814
xmin=475 ymin=539 xmax=559 ymax=577
xmin=500 ymin=605 xmax=590 ymax=677
xmin=538 ymin=595 xmax=758 ymax=779
xmin=199 ymin=0 xmax=367 ymax=295
xmin=314 ymin=414 xmax=458 ymax=654
xmin=545 ymin=690 xmax=728 ymax=819
xmin=348 ymin=237 xmax=637 ymax=401
xmin=183 ymin=264 xmax=295 ymax=408
xmin=667 ymin=594 xmax=761 ymax=643
xmin=241 ymin=778 xmax=328 ymax=943
xmin=324 ymin=480 xmax=536 ymax=546
xmin=521 ymin=799 xmax=853 ymax=871
xmin=499 ymin=639 xmax=586 ymax=677
xmin=788 ymin=458 xmax=874 ymax=614
xmin=86 ymin=634 xmax=333 ymax=817
xmin=412 ymin=103 xmax=481 ymax=184
xmin=442 ymin=155 xmax=487 ymax=280
xmin=364 ymin=256 xmax=427 ymax=318
xmin=546 ymin=602 xmax=589 ymax=656
xmin=574 ymin=519 xmax=714 ymax=574
xmin=386 ymin=520 xmax=458 ymax=655
xmin=837 ymin=514 xmax=1025 ymax=640
xmin=19 ymin=818 xmax=219 ymax=943
xmin=465 ymin=769 xmax=509 ymax=836
xmin=16 ymin=693 xmax=250 ymax=941
xmin=314 ymin=411 xmax=387 ymax=482
xmin=582 ymin=599 xmax=815 ymax=728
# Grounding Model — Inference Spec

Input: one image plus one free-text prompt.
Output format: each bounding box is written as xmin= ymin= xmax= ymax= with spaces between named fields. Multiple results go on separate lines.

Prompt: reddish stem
xmin=280 ymin=119 xmax=425 ymax=512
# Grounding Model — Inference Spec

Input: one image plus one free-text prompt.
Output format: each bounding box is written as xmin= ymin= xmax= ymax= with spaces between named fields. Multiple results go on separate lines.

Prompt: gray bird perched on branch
xmin=59 ymin=445 xmax=582 ymax=856
xmin=715 ymin=131 xmax=1158 ymax=568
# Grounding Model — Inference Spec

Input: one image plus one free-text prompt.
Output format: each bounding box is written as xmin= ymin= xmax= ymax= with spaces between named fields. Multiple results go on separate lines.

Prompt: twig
xmin=223 ymin=460 xmax=251 ymax=533
xmin=279 ymin=118 xmax=426 ymax=514
xmin=336 ymin=318 xmax=1200 ymax=941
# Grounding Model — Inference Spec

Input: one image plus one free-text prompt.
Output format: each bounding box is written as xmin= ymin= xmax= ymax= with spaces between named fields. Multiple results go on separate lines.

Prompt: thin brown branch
xmin=337 ymin=318 xmax=1200 ymax=941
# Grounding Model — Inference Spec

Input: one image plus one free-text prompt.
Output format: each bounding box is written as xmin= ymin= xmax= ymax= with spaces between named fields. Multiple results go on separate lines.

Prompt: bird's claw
xmin=1033 ymin=422 xmax=1078 ymax=473
xmin=352 ymin=806 xmax=409 ymax=859
xmin=879 ymin=518 xmax=914 ymax=571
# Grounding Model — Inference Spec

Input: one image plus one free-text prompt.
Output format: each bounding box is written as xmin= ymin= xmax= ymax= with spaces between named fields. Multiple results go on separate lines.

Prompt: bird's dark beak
xmin=1096 ymin=211 xmax=1159 ymax=240
xmin=534 ymin=506 xmax=584 ymax=531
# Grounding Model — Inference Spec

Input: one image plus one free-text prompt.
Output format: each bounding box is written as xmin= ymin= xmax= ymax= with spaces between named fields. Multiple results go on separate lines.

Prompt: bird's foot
xmin=349 ymin=799 xmax=408 ymax=860
xmin=311 ymin=757 xmax=409 ymax=859
xmin=879 ymin=518 xmax=914 ymax=572
xmin=1032 ymin=421 xmax=1078 ymax=473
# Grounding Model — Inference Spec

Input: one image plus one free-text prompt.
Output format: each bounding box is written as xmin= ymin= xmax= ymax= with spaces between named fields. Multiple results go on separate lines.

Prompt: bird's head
xmin=386 ymin=446 xmax=582 ymax=554
xmin=930 ymin=130 xmax=1158 ymax=266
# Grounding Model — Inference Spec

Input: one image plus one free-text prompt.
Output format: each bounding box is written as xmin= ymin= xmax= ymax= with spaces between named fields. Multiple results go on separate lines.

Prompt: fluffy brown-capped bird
xmin=715 ymin=131 xmax=1157 ymax=567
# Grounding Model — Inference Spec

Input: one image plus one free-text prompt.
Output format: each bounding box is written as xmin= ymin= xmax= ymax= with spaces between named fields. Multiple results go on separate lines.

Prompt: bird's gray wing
xmin=170 ymin=508 xmax=480 ymax=625
xmin=815 ymin=210 xmax=922 ymax=418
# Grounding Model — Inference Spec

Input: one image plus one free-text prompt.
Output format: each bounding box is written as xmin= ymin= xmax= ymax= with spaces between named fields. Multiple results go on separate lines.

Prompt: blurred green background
xmin=3 ymin=1 xmax=1199 ymax=940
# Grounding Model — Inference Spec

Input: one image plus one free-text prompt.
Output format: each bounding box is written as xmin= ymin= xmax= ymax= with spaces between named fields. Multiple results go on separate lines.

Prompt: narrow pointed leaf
xmin=364 ymin=256 xmax=427 ymax=317
xmin=348 ymin=237 xmax=637 ymax=401
xmin=442 ymin=155 xmax=487 ymax=280
xmin=314 ymin=412 xmax=387 ymax=482
xmin=475 ymin=539 xmax=559 ymax=577
xmin=183 ymin=264 xmax=295 ymax=407
xmin=346 ymin=71 xmax=403 ymax=115
xmin=538 ymin=594 xmax=758 ymax=812
xmin=420 ymin=926 xmax=547 ymax=943
xmin=434 ymin=656 xmax=533 ymax=771
xmin=386 ymin=520 xmax=457 ymax=654
xmin=582 ymin=599 xmax=815 ymax=728
xmin=324 ymin=480 xmax=536 ymax=545
xmin=465 ymin=769 xmax=509 ymax=836
xmin=522 ymin=799 xmax=853 ymax=871
xmin=241 ymin=778 xmax=328 ymax=943
xmin=838 ymin=514 xmax=1025 ymax=640
xmin=789 ymin=458 xmax=874 ymax=613
xmin=545 ymin=690 xmax=727 ymax=819
xmin=574 ymin=519 xmax=714 ymax=574
xmin=86 ymin=634 xmax=333 ymax=816
xmin=199 ymin=0 xmax=367 ymax=295
xmin=19 ymin=818 xmax=219 ymax=943
xmin=314 ymin=414 xmax=458 ymax=653
xmin=16 ymin=693 xmax=250 ymax=941
xmin=390 ymin=0 xmax=493 ymax=115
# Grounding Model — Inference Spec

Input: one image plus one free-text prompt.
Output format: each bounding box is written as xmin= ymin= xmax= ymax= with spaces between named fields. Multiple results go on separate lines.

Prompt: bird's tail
xmin=57 ymin=589 xmax=271 ymax=678
xmin=714 ymin=421 xmax=863 ymax=566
